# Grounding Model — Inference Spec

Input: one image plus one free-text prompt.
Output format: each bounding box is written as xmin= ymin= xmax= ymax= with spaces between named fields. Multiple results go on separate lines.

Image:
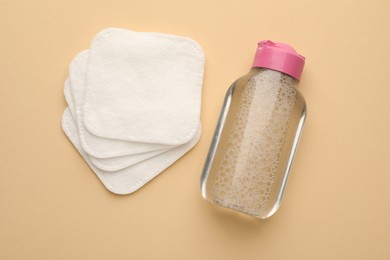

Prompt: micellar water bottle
xmin=201 ymin=40 xmax=306 ymax=219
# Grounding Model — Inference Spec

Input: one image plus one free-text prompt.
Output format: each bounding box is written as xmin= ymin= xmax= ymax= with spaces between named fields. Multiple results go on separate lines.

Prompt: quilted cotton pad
xmin=83 ymin=28 xmax=204 ymax=145
xmin=70 ymin=50 xmax=172 ymax=159
xmin=65 ymin=78 xmax=170 ymax=171
xmin=62 ymin=108 xmax=201 ymax=194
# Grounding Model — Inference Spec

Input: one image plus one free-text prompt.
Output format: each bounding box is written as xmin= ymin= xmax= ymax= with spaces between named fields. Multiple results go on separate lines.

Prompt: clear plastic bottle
xmin=201 ymin=40 xmax=306 ymax=219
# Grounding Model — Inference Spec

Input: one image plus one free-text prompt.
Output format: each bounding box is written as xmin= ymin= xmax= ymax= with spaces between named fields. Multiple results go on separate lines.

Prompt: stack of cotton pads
xmin=61 ymin=28 xmax=204 ymax=194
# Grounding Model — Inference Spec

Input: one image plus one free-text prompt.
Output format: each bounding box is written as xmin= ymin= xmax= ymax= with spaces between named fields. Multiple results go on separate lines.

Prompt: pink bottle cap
xmin=252 ymin=40 xmax=305 ymax=80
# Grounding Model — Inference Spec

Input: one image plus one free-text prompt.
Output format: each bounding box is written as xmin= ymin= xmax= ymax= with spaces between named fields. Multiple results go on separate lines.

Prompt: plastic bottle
xmin=200 ymin=40 xmax=306 ymax=219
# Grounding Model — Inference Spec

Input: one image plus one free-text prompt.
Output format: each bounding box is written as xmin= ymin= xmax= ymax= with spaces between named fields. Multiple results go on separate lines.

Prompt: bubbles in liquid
xmin=211 ymin=70 xmax=296 ymax=216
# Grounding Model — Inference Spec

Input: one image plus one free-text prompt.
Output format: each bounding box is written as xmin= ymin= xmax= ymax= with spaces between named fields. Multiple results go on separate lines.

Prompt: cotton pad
xmin=62 ymin=108 xmax=201 ymax=194
xmin=83 ymin=28 xmax=204 ymax=145
xmin=69 ymin=50 xmax=172 ymax=159
xmin=65 ymin=73 xmax=169 ymax=171
xmin=89 ymin=150 xmax=166 ymax=172
xmin=63 ymin=79 xmax=76 ymax=119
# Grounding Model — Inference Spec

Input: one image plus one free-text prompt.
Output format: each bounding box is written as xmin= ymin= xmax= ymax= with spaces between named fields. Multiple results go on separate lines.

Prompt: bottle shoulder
xmin=227 ymin=69 xmax=307 ymax=112
xmin=230 ymin=69 xmax=300 ymax=90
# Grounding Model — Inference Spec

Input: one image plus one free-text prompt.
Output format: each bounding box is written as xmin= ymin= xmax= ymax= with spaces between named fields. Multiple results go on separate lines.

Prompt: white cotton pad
xmin=89 ymin=151 xmax=166 ymax=172
xmin=83 ymin=28 xmax=204 ymax=145
xmin=63 ymin=78 xmax=76 ymax=119
xmin=65 ymin=74 xmax=169 ymax=171
xmin=69 ymin=50 xmax=172 ymax=159
xmin=62 ymin=108 xmax=201 ymax=194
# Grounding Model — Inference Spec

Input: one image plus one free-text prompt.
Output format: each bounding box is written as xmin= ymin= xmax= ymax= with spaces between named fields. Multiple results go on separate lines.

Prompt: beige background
xmin=1 ymin=0 xmax=390 ymax=259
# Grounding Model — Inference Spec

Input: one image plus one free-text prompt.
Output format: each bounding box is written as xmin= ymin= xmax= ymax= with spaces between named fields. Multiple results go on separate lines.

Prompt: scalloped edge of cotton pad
xmin=61 ymin=108 xmax=201 ymax=194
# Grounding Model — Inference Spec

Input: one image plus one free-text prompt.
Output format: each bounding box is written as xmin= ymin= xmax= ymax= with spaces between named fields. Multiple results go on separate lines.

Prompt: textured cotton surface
xmin=66 ymin=75 xmax=170 ymax=171
xmin=83 ymin=28 xmax=204 ymax=145
xmin=62 ymin=108 xmax=201 ymax=194
xmin=69 ymin=50 xmax=171 ymax=159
